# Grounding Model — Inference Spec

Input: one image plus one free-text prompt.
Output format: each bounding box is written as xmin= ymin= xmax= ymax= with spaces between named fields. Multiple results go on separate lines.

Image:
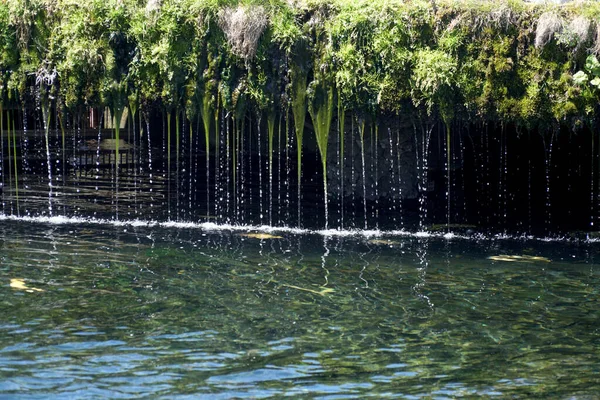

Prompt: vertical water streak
xmin=0 ymin=105 xmax=4 ymax=214
xmin=42 ymin=101 xmax=52 ymax=216
xmin=359 ymin=119 xmax=367 ymax=229
xmin=130 ymin=107 xmax=138 ymax=217
xmin=544 ymin=132 xmax=555 ymax=233
xmin=176 ymin=111 xmax=181 ymax=221
xmin=277 ymin=114 xmax=282 ymax=226
xmin=257 ymin=114 xmax=264 ymax=224
xmin=593 ymin=126 xmax=597 ymax=228
xmin=232 ymin=116 xmax=238 ymax=223
xmin=374 ymin=124 xmax=379 ymax=228
xmin=597 ymin=123 xmax=600 ymax=230
xmin=445 ymin=123 xmax=451 ymax=230
xmin=395 ymin=126 xmax=403 ymax=228
xmin=166 ymin=111 xmax=172 ymax=219
xmin=267 ymin=114 xmax=275 ymax=227
xmin=484 ymin=124 xmax=490 ymax=225
xmin=188 ymin=119 xmax=193 ymax=221
xmin=388 ymin=127 xmax=397 ymax=225
xmin=11 ymin=110 xmax=18 ymax=215
xmin=21 ymin=107 xmax=30 ymax=204
xmin=338 ymin=106 xmax=345 ymax=230
xmin=145 ymin=115 xmax=154 ymax=219
xmin=214 ymin=98 xmax=220 ymax=219
xmin=351 ymin=117 xmax=356 ymax=224
xmin=58 ymin=108 xmax=66 ymax=215
xmin=459 ymin=129 xmax=467 ymax=223
xmin=194 ymin=116 xmax=201 ymax=219
xmin=248 ymin=113 xmax=253 ymax=221
xmin=285 ymin=111 xmax=292 ymax=225
xmin=95 ymin=111 xmax=103 ymax=192
xmin=501 ymin=125 xmax=508 ymax=229
xmin=414 ymin=121 xmax=433 ymax=231
xmin=528 ymin=132 xmax=532 ymax=233
xmin=225 ymin=114 xmax=231 ymax=223
xmin=239 ymin=116 xmax=246 ymax=224
xmin=6 ymin=107 xmax=12 ymax=214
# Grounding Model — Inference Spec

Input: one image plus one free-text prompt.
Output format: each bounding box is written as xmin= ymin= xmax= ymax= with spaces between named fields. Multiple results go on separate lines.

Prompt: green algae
xmin=308 ymin=62 xmax=335 ymax=229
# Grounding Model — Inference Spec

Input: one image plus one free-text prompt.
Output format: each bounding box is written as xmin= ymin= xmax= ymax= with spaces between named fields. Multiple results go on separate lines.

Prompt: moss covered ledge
xmin=0 ymin=0 xmax=599 ymax=128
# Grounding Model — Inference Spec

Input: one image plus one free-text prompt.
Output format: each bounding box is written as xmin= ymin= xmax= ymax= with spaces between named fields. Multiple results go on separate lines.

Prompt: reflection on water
xmin=0 ymin=219 xmax=599 ymax=398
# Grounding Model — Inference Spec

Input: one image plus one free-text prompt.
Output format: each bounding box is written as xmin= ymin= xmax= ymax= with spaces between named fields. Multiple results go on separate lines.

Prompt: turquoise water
xmin=0 ymin=217 xmax=599 ymax=398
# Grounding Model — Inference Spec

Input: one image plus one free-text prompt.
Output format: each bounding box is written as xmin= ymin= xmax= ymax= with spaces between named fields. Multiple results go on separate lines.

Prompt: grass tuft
xmin=535 ymin=12 xmax=563 ymax=49
xmin=218 ymin=5 xmax=268 ymax=61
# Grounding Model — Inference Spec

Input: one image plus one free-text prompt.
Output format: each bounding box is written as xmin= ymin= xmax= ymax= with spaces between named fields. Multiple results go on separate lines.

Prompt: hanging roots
xmin=218 ymin=5 xmax=268 ymax=61
xmin=145 ymin=0 xmax=161 ymax=13
xmin=569 ymin=16 xmax=592 ymax=43
xmin=593 ymin=23 xmax=600 ymax=55
xmin=447 ymin=6 xmax=516 ymax=35
xmin=535 ymin=12 xmax=563 ymax=49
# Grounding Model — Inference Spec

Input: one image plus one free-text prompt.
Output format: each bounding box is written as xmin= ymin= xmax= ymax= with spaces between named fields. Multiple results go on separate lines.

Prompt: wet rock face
xmin=325 ymin=115 xmax=418 ymax=201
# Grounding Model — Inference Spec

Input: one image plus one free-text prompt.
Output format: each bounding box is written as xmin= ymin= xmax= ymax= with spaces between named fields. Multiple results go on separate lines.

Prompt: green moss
xmin=0 ymin=0 xmax=597 ymax=141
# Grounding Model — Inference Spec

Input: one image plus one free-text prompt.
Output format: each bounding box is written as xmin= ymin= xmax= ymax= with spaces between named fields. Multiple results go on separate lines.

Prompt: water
xmin=2 ymin=108 xmax=600 ymax=397
xmin=0 ymin=217 xmax=599 ymax=398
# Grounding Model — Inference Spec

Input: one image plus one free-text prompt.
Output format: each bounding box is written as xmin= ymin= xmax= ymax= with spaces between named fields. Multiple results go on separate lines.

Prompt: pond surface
xmin=0 ymin=217 xmax=599 ymax=398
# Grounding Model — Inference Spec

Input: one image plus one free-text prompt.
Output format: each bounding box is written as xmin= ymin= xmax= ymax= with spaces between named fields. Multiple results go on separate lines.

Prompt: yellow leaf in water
xmin=10 ymin=278 xmax=44 ymax=292
xmin=281 ymin=284 xmax=335 ymax=296
xmin=367 ymin=239 xmax=399 ymax=246
xmin=238 ymin=233 xmax=283 ymax=240
xmin=487 ymin=255 xmax=551 ymax=263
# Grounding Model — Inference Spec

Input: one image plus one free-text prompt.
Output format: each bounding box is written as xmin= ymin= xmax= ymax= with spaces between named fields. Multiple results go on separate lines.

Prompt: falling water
xmin=188 ymin=119 xmax=194 ymax=220
xmin=213 ymin=106 xmax=221 ymax=219
xmin=359 ymin=120 xmax=367 ymax=230
xmin=373 ymin=125 xmax=379 ymax=228
xmin=41 ymin=101 xmax=53 ymax=216
xmin=544 ymin=132 xmax=555 ymax=233
xmin=276 ymin=115 xmax=282 ymax=226
xmin=268 ymin=116 xmax=274 ymax=227
xmin=459 ymin=129 xmax=467 ymax=222
xmin=21 ymin=108 xmax=30 ymax=199
xmin=395 ymin=127 xmax=403 ymax=227
xmin=6 ymin=108 xmax=13 ymax=214
xmin=176 ymin=113 xmax=181 ymax=221
xmin=239 ymin=116 xmax=246 ymax=224
xmin=350 ymin=118 xmax=356 ymax=224
xmin=145 ymin=115 xmax=154 ymax=219
xmin=500 ymin=125 xmax=508 ymax=229
xmin=225 ymin=114 xmax=231 ymax=223
xmin=388 ymin=127 xmax=397 ymax=224
xmin=257 ymin=114 xmax=264 ymax=224
xmin=592 ymin=128 xmax=597 ymax=229
xmin=415 ymin=121 xmax=433 ymax=230
xmin=0 ymin=106 xmax=4 ymax=214
xmin=445 ymin=123 xmax=451 ymax=230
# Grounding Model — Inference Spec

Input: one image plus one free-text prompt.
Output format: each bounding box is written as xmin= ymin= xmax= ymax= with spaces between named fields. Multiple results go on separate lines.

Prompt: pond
xmin=1 ymin=216 xmax=599 ymax=398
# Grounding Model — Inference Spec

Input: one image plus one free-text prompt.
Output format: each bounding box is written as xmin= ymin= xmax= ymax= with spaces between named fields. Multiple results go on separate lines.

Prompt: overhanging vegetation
xmin=0 ymin=0 xmax=598 ymax=127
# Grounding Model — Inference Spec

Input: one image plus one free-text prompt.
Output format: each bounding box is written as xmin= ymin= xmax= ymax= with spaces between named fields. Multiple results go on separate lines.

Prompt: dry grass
xmin=218 ymin=5 xmax=268 ymax=61
xmin=446 ymin=5 xmax=517 ymax=34
xmin=594 ymin=24 xmax=600 ymax=55
xmin=145 ymin=0 xmax=161 ymax=13
xmin=568 ymin=15 xmax=592 ymax=52
xmin=535 ymin=12 xmax=563 ymax=49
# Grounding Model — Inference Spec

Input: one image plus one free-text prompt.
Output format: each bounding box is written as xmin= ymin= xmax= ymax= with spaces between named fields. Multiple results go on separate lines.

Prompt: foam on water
xmin=0 ymin=213 xmax=597 ymax=243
